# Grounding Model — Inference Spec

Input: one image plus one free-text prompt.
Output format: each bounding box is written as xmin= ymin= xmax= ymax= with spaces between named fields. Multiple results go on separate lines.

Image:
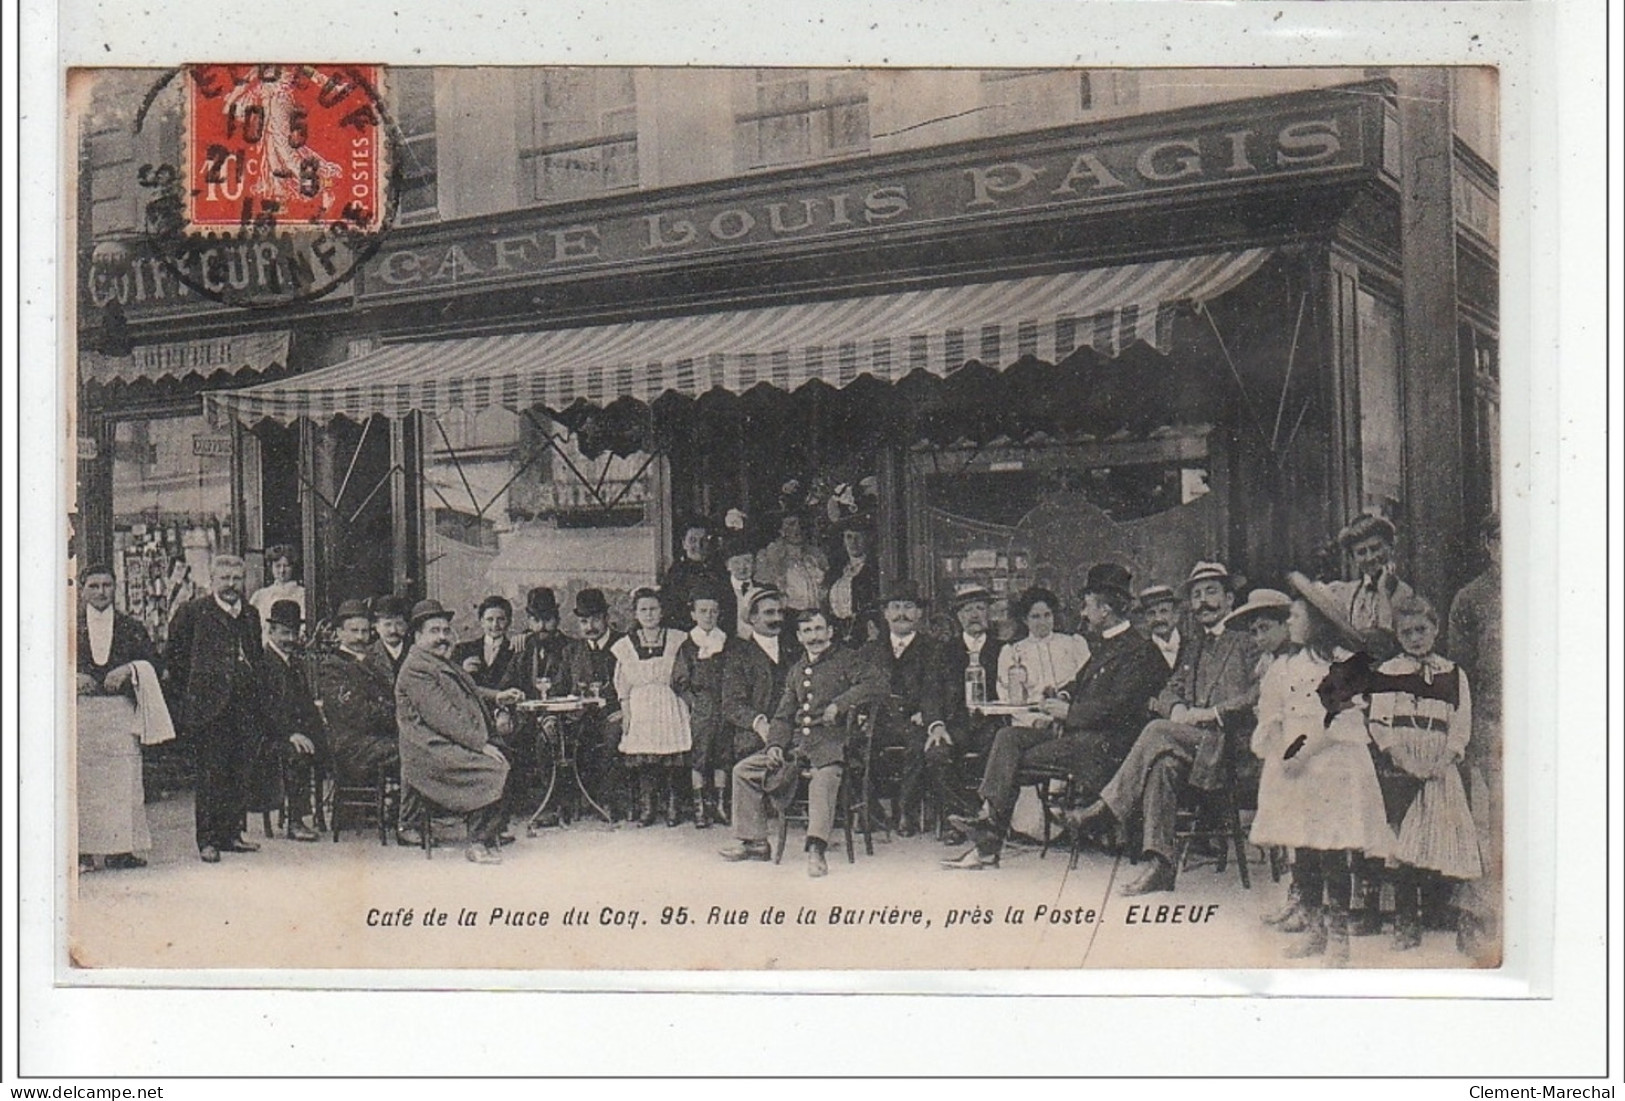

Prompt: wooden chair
xmin=330 ymin=765 xmax=399 ymax=845
xmin=773 ymin=707 xmax=876 ymax=864
xmin=1170 ymin=735 xmax=1254 ymax=889
xmin=1014 ymin=762 xmax=1077 ymax=859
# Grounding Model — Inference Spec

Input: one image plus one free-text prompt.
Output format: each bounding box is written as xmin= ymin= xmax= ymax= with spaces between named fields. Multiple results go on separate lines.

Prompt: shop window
xmin=915 ymin=433 xmax=1222 ymax=634
xmin=390 ymin=68 xmax=439 ymax=222
xmin=109 ymin=413 xmax=234 ymax=642
xmin=979 ymin=69 xmax=1137 ymax=135
xmin=1356 ymin=289 xmax=1405 ymax=512
xmin=519 ymin=68 xmax=639 ymax=204
xmin=734 ymin=70 xmax=869 ymax=171
xmin=421 ymin=408 xmax=658 ymax=640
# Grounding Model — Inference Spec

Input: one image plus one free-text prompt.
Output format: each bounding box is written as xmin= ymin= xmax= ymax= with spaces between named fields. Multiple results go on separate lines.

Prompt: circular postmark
xmin=128 ymin=64 xmax=400 ymax=310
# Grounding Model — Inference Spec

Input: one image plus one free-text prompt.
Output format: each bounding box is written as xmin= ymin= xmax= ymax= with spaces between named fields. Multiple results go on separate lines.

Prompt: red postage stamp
xmin=182 ymin=64 xmax=386 ymax=234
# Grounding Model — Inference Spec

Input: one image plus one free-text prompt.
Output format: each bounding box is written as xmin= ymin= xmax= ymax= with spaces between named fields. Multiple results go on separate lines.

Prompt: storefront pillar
xmin=1397 ymin=67 xmax=1467 ymax=604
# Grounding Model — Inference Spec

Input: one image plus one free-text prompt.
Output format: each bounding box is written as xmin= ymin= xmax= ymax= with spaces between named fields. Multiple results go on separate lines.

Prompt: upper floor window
xmin=390 ymin=69 xmax=439 ymax=222
xmin=520 ymin=68 xmax=639 ymax=204
xmin=734 ymin=70 xmax=869 ymax=172
xmin=979 ymin=69 xmax=1136 ymax=134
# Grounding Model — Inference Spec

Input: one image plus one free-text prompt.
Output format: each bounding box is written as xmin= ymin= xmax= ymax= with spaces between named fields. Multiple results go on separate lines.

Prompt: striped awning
xmin=208 ymin=249 xmax=1269 ymax=425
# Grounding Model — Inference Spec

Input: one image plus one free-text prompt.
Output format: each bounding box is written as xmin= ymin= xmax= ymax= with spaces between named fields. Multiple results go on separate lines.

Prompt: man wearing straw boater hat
xmin=1066 ymin=559 xmax=1261 ymax=895
xmin=1136 ymin=583 xmax=1183 ymax=670
xmin=1327 ymin=512 xmax=1415 ymax=639
xmin=932 ymin=583 xmax=1007 ymax=838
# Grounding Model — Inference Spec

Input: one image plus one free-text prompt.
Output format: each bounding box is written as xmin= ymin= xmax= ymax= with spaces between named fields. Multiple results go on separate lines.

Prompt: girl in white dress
xmin=612 ymin=588 xmax=693 ymax=826
xmin=1250 ymin=589 xmax=1395 ymax=966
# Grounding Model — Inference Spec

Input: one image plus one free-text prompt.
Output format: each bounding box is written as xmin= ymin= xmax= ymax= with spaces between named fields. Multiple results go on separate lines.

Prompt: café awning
xmin=207 ymin=249 xmax=1269 ymax=425
xmin=84 ymin=330 xmax=291 ymax=386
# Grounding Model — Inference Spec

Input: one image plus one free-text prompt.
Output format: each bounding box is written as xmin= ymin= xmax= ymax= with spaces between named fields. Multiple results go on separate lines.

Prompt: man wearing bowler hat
xmin=503 ymin=587 xmax=572 ymax=699
xmin=254 ymin=599 xmax=325 ymax=841
xmin=367 ymin=594 xmax=412 ymax=680
xmin=395 ymin=599 xmax=524 ymax=863
xmin=163 ymin=553 xmax=265 ymax=863
xmin=564 ymin=587 xmax=627 ymax=816
xmin=860 ymin=578 xmax=948 ymax=837
xmin=945 ymin=563 xmax=1168 ymax=869
xmin=1067 ymin=559 xmax=1263 ymax=895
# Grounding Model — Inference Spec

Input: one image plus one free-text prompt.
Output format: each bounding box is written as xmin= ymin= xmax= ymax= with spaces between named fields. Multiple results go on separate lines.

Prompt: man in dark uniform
xmin=163 ymin=553 xmax=265 ymax=863
xmin=255 ymin=600 xmax=325 ymax=841
xmin=932 ymin=584 xmax=1006 ymax=841
xmin=860 ymin=579 xmax=947 ymax=837
xmin=945 ymin=563 xmax=1169 ymax=870
xmin=564 ymin=588 xmax=626 ymax=817
xmin=720 ymin=609 xmax=885 ymax=877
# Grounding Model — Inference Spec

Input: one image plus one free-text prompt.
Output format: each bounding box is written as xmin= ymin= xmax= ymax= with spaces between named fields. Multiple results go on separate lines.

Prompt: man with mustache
xmin=861 ymin=579 xmax=947 ymax=837
xmin=163 ymin=554 xmax=266 ymax=863
xmin=1067 ymin=560 xmax=1261 ymax=895
xmin=395 ymin=600 xmax=524 ymax=864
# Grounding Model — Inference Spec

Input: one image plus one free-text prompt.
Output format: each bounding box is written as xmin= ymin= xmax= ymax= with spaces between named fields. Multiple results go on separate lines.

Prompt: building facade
xmin=74 ymin=66 xmax=1499 ymax=639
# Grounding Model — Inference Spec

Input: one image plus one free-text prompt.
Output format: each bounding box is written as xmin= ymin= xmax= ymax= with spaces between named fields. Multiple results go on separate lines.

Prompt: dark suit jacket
xmin=163 ymin=596 xmax=264 ymax=732
xmin=365 ymin=638 xmax=407 ymax=682
xmin=1059 ymin=627 xmax=1174 ymax=787
xmin=317 ymin=648 xmax=398 ymax=779
xmin=500 ymin=630 xmax=573 ymax=697
xmin=565 ymin=631 xmax=624 ymax=711
xmin=860 ymin=632 xmax=948 ymax=739
xmin=77 ymin=609 xmax=159 ymax=690
xmin=1151 ymin=626 xmax=1259 ymax=790
xmin=940 ymin=633 xmax=1005 ymax=738
xmin=720 ymin=635 xmax=800 ymax=747
xmin=451 ymin=636 xmax=518 ymax=690
xmin=251 ymin=647 xmax=327 ymax=810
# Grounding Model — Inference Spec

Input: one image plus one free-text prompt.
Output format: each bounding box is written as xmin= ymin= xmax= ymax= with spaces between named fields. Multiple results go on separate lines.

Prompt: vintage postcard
xmin=62 ymin=60 xmax=1511 ymax=977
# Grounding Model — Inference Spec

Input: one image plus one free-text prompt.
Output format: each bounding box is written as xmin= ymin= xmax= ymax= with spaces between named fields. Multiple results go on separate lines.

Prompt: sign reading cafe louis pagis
xmin=87 ymin=98 xmax=1372 ymax=316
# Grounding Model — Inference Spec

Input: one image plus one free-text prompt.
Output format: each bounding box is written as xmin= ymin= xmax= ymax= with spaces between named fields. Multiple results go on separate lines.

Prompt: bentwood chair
xmin=1170 ymin=732 xmax=1255 ymax=890
xmin=330 ymin=765 xmax=400 ymax=845
xmin=773 ymin=706 xmax=877 ymax=864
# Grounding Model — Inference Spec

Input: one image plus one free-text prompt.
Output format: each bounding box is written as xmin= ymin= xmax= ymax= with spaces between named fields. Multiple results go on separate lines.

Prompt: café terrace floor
xmin=67 ymin=788 xmax=1485 ymax=975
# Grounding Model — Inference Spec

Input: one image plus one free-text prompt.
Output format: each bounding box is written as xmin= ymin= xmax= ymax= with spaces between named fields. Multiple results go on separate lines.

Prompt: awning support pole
xmin=1270 ymin=291 xmax=1309 ymax=454
xmin=1200 ymin=302 xmax=1270 ymax=449
xmin=332 ymin=416 xmax=374 ymax=514
xmin=347 ymin=465 xmax=401 ymax=526
xmin=431 ymin=416 xmax=484 ymax=516
xmin=522 ymin=409 xmax=613 ymax=512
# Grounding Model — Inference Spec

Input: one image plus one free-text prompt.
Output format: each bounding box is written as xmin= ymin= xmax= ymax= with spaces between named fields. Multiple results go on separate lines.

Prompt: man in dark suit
xmin=563 ymin=588 xmax=626 ymax=817
xmin=501 ymin=587 xmax=572 ymax=698
xmin=1068 ymin=560 xmax=1261 ymax=895
xmin=716 ymin=588 xmax=796 ymax=820
xmin=931 ymin=584 xmax=1006 ymax=838
xmin=255 ymin=600 xmax=325 ymax=841
xmin=163 ymin=553 xmax=265 ymax=863
xmin=660 ymin=521 xmax=729 ymax=631
xmin=859 ymin=579 xmax=947 ymax=837
xmin=452 ymin=595 xmax=519 ymax=689
xmin=366 ymin=594 xmax=411 ymax=680
xmin=317 ymin=599 xmax=399 ymax=783
xmin=944 ymin=564 xmax=1169 ymax=870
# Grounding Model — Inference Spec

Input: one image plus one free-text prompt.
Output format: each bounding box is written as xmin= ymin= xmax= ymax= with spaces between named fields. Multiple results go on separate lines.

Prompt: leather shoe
xmin=105 ymin=853 xmax=148 ymax=869
xmin=395 ymin=828 xmax=424 ymax=847
xmin=466 ymin=844 xmax=503 ymax=865
xmin=717 ymin=841 xmax=772 ymax=862
xmin=1062 ymin=801 xmax=1112 ymax=835
xmin=221 ymin=838 xmax=260 ymax=853
xmin=199 ymin=846 xmax=221 ymax=864
xmin=947 ymin=812 xmax=995 ymax=837
xmin=1120 ymin=857 xmax=1176 ymax=896
xmin=287 ymin=823 xmax=319 ymax=842
xmin=499 ymin=833 xmax=517 ymax=847
xmin=807 ymin=849 xmax=829 ymax=878
xmin=940 ymin=848 xmax=999 ymax=871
